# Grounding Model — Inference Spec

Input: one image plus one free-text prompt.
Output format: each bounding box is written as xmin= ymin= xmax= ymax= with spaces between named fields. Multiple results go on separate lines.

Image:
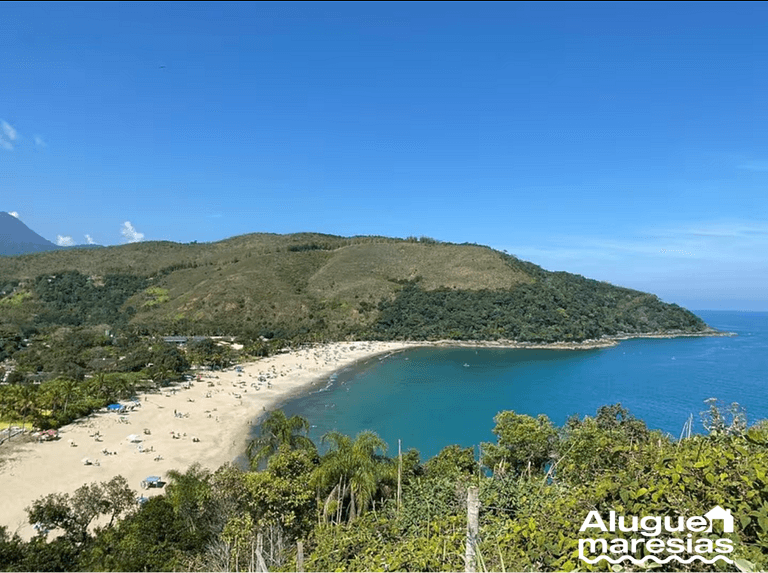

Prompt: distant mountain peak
xmin=0 ymin=211 xmax=59 ymax=256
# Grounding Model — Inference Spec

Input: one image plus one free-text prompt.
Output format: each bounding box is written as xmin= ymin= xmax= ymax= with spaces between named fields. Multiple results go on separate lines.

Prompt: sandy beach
xmin=0 ymin=341 xmax=416 ymax=540
xmin=0 ymin=332 xmax=724 ymax=540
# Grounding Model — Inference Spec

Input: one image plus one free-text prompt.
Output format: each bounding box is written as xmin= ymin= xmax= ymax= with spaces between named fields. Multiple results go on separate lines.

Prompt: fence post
xmin=297 ymin=540 xmax=304 ymax=572
xmin=397 ymin=439 xmax=402 ymax=512
xmin=465 ymin=486 xmax=479 ymax=572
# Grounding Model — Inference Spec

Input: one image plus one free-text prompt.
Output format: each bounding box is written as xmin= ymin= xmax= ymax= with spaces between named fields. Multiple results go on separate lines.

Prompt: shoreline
xmin=393 ymin=328 xmax=734 ymax=351
xmin=0 ymin=330 xmax=727 ymax=539
xmin=0 ymin=341 xmax=416 ymax=540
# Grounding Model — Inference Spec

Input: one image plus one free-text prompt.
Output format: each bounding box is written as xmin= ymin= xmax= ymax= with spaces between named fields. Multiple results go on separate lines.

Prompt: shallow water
xmin=275 ymin=311 xmax=767 ymax=460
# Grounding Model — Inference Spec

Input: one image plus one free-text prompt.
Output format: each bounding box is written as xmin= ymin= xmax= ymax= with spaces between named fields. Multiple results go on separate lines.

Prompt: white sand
xmin=0 ymin=341 xmax=416 ymax=540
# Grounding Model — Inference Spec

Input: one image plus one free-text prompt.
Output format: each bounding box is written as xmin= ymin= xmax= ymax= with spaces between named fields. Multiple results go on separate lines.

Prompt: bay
xmin=277 ymin=311 xmax=768 ymax=460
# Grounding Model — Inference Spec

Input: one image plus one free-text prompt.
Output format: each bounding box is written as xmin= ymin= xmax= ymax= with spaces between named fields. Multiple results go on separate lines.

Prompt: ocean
xmin=276 ymin=311 xmax=768 ymax=461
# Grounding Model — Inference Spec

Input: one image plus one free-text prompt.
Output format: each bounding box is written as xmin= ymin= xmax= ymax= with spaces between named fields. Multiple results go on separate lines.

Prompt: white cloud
xmin=56 ymin=235 xmax=76 ymax=247
xmin=0 ymin=120 xmax=17 ymax=151
xmin=8 ymin=211 xmax=19 ymax=218
xmin=121 ymin=221 xmax=144 ymax=243
xmin=2 ymin=121 xmax=17 ymax=141
xmin=34 ymin=135 xmax=47 ymax=148
xmin=85 ymin=234 xmax=96 ymax=245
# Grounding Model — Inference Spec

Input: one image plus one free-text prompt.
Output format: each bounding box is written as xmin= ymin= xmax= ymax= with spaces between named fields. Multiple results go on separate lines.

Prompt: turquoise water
xmin=275 ymin=311 xmax=767 ymax=460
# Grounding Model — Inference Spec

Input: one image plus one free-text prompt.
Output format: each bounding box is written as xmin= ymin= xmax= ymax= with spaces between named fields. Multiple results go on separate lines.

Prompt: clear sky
xmin=2 ymin=2 xmax=767 ymax=310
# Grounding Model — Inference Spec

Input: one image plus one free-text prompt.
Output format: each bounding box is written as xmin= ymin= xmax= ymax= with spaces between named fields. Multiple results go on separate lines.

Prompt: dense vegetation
xmin=1 ymin=402 xmax=766 ymax=572
xmin=0 ymin=328 xmax=190 ymax=429
xmin=376 ymin=279 xmax=705 ymax=342
xmin=0 ymin=233 xmax=710 ymax=346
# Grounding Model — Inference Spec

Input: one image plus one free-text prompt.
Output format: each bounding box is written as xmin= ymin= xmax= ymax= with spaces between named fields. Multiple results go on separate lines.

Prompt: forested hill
xmin=0 ymin=232 xmax=710 ymax=342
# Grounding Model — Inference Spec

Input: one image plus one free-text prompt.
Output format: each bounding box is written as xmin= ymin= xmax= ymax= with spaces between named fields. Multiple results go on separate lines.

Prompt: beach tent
xmin=107 ymin=403 xmax=123 ymax=412
xmin=141 ymin=476 xmax=163 ymax=489
xmin=126 ymin=434 xmax=142 ymax=443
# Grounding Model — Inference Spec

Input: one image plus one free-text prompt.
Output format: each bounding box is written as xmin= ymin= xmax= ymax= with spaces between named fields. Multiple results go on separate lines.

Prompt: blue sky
xmin=2 ymin=2 xmax=767 ymax=310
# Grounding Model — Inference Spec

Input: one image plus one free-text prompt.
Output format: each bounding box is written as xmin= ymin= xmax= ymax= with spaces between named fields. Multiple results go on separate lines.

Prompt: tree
xmin=481 ymin=411 xmax=557 ymax=476
xmin=59 ymin=378 xmax=79 ymax=417
xmin=246 ymin=411 xmax=316 ymax=468
xmin=312 ymin=430 xmax=395 ymax=523
xmin=164 ymin=463 xmax=215 ymax=537
xmin=101 ymin=475 xmax=136 ymax=528
xmin=26 ymin=476 xmax=136 ymax=545
xmin=14 ymin=383 xmax=39 ymax=430
xmin=27 ymin=476 xmax=136 ymax=545
xmin=555 ymin=404 xmax=651 ymax=484
xmin=79 ymin=496 xmax=193 ymax=572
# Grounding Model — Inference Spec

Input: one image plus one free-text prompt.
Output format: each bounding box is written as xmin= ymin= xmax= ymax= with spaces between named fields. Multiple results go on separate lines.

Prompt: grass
xmin=0 ymin=291 xmax=31 ymax=307
xmin=143 ymin=286 xmax=170 ymax=307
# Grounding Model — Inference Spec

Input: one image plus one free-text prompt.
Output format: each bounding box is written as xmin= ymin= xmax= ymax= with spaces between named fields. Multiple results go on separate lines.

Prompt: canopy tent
xmin=126 ymin=434 xmax=142 ymax=443
xmin=141 ymin=476 xmax=163 ymax=489
xmin=107 ymin=403 xmax=124 ymax=412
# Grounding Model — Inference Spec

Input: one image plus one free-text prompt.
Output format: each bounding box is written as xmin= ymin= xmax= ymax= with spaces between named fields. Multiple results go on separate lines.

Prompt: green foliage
xmin=701 ymin=397 xmax=748 ymax=438
xmin=32 ymin=270 xmax=148 ymax=327
xmin=246 ymin=411 xmax=317 ymax=468
xmin=16 ymin=404 xmax=768 ymax=573
xmin=311 ymin=430 xmax=396 ymax=524
xmin=482 ymin=411 xmax=558 ymax=476
xmin=245 ymin=449 xmax=317 ymax=539
xmin=26 ymin=476 xmax=135 ymax=545
xmin=376 ymin=281 xmax=708 ymax=342
xmin=164 ymin=463 xmax=216 ymax=538
xmin=0 ymin=527 xmax=26 ymax=571
xmin=186 ymin=337 xmax=233 ymax=368
xmin=0 ymin=233 xmax=710 ymax=344
xmin=79 ymin=496 xmax=195 ymax=571
xmin=424 ymin=444 xmax=478 ymax=478
xmin=555 ymin=403 xmax=652 ymax=484
xmin=143 ymin=286 xmax=170 ymax=307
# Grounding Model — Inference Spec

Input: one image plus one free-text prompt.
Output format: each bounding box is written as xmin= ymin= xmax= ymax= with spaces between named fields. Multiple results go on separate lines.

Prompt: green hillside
xmin=0 ymin=233 xmax=709 ymax=342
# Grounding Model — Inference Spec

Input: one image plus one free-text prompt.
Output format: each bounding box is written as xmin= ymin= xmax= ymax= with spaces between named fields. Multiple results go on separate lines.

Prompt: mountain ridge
xmin=0 ymin=232 xmax=710 ymax=342
xmin=0 ymin=211 xmax=60 ymax=256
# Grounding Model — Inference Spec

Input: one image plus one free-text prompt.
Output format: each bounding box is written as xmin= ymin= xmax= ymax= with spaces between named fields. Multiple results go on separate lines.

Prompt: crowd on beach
xmin=0 ymin=341 xmax=414 ymax=540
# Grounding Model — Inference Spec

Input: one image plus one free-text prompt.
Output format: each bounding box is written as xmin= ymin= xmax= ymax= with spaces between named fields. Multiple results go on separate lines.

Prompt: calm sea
xmin=275 ymin=311 xmax=767 ymax=460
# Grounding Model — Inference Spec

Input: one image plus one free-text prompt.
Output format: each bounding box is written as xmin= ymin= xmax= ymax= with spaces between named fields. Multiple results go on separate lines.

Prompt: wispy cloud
xmin=2 ymin=121 xmax=17 ymax=140
xmin=121 ymin=221 xmax=144 ymax=243
xmin=85 ymin=234 xmax=96 ymax=245
xmin=0 ymin=120 xmax=17 ymax=150
xmin=34 ymin=135 xmax=47 ymax=148
xmin=8 ymin=211 xmax=19 ymax=218
xmin=505 ymin=219 xmax=768 ymax=279
xmin=56 ymin=235 xmax=76 ymax=247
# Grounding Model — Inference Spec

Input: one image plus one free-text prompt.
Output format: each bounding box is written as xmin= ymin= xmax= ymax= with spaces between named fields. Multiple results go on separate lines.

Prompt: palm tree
xmin=246 ymin=410 xmax=315 ymax=468
xmin=312 ymin=430 xmax=395 ymax=523
xmin=14 ymin=383 xmax=39 ymax=432
xmin=0 ymin=388 xmax=15 ymax=438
